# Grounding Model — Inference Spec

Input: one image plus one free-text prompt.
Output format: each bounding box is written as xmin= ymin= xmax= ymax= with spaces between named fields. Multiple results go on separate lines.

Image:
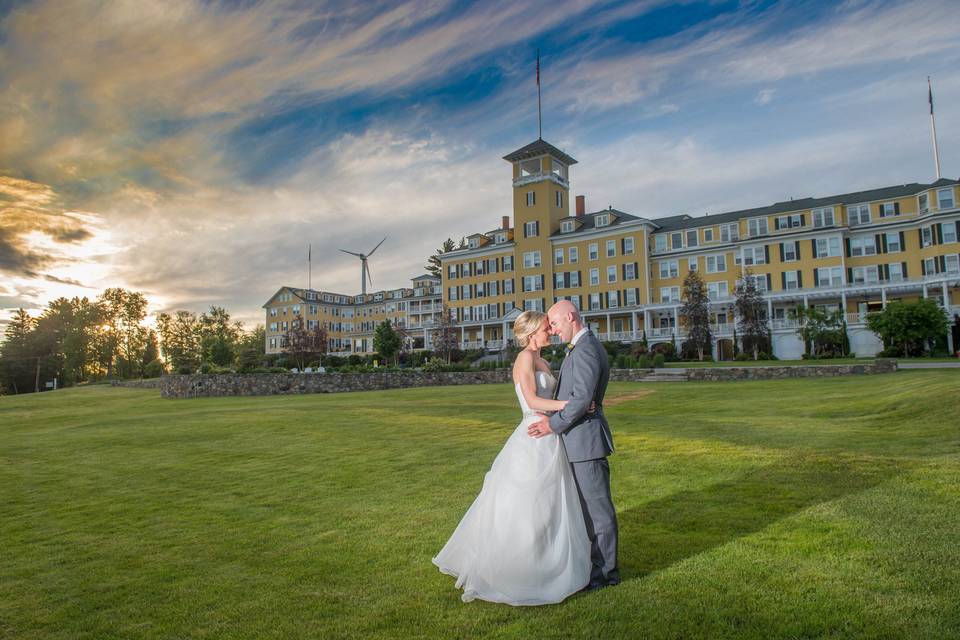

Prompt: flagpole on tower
xmin=308 ymin=244 xmax=312 ymax=290
xmin=929 ymin=76 xmax=942 ymax=180
xmin=536 ymin=49 xmax=542 ymax=140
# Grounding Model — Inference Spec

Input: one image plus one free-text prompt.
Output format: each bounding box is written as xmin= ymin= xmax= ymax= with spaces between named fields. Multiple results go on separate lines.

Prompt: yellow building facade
xmin=440 ymin=138 xmax=960 ymax=358
xmin=263 ymin=275 xmax=442 ymax=357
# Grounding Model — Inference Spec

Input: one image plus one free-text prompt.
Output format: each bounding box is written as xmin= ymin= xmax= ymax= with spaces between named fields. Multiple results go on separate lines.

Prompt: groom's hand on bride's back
xmin=527 ymin=415 xmax=553 ymax=438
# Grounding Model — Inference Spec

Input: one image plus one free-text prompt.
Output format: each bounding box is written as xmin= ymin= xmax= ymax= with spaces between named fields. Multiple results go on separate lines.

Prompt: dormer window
xmin=468 ymin=237 xmax=479 ymax=249
xmin=918 ymin=193 xmax=929 ymax=213
xmin=595 ymin=214 xmax=610 ymax=227
xmin=938 ymin=187 xmax=955 ymax=209
xmin=495 ymin=232 xmax=506 ymax=243
xmin=879 ymin=202 xmax=900 ymax=217
xmin=561 ymin=220 xmax=575 ymax=233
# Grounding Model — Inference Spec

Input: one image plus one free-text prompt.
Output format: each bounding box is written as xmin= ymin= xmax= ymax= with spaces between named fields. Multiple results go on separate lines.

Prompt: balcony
xmin=649 ymin=327 xmax=675 ymax=338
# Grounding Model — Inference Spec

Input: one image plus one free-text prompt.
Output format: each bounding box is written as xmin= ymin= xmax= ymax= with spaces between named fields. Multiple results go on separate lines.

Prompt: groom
xmin=528 ymin=300 xmax=619 ymax=590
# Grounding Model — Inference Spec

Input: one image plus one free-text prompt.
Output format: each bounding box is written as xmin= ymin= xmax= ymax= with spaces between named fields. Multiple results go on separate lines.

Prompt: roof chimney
xmin=501 ymin=215 xmax=510 ymax=229
xmin=575 ymin=195 xmax=585 ymax=217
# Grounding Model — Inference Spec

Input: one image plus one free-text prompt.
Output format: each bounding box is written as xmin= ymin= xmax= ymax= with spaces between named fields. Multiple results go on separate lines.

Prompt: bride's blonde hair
xmin=513 ymin=310 xmax=547 ymax=348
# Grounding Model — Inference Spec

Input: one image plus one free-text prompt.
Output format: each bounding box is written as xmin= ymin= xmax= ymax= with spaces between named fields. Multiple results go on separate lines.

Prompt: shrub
xmin=176 ymin=364 xmax=193 ymax=375
xmin=735 ymin=353 xmax=750 ymax=361
xmin=756 ymin=351 xmax=769 ymax=361
xmin=639 ymin=354 xmax=651 ymax=368
xmin=144 ymin=359 xmax=166 ymax=378
xmin=651 ymin=342 xmax=677 ymax=361
xmin=653 ymin=354 xmax=665 ymax=368
xmin=269 ymin=367 xmax=288 ymax=373
xmin=877 ymin=346 xmax=902 ymax=358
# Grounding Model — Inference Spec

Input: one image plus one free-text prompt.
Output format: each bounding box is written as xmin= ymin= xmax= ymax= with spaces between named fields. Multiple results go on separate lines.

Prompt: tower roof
xmin=502 ymin=138 xmax=577 ymax=165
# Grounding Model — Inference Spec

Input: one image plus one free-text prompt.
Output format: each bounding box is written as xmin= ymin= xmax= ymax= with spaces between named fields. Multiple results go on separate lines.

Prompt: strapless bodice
xmin=515 ymin=371 xmax=557 ymax=418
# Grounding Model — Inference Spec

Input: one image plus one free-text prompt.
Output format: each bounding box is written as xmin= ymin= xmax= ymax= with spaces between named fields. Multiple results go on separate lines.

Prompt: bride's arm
xmin=513 ymin=351 xmax=566 ymax=412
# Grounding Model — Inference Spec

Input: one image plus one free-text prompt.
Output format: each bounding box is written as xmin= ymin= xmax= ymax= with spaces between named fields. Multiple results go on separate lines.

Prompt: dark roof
xmin=503 ymin=138 xmax=578 ymax=166
xmin=550 ymin=209 xmax=643 ymax=237
xmin=412 ymin=274 xmax=439 ymax=281
xmin=649 ymin=178 xmax=960 ymax=232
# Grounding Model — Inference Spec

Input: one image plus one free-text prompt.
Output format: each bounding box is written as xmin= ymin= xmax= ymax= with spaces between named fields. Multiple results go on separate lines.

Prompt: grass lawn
xmin=666 ymin=357 xmax=959 ymax=368
xmin=2 ymin=371 xmax=959 ymax=639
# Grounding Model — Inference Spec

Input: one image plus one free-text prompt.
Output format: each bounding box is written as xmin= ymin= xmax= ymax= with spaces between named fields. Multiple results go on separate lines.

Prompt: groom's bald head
xmin=547 ymin=300 xmax=584 ymax=342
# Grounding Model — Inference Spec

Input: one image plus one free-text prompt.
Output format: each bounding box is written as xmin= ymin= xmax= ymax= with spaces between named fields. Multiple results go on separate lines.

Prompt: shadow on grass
xmin=618 ymin=454 xmax=905 ymax=581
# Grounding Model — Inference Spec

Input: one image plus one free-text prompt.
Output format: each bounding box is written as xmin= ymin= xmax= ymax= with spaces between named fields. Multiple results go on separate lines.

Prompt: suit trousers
xmin=570 ymin=458 xmax=619 ymax=586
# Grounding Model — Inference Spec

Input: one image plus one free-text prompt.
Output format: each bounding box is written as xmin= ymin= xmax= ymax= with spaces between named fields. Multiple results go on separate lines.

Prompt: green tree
xmin=0 ymin=309 xmax=38 ymax=394
xmin=96 ymin=288 xmax=148 ymax=379
xmin=373 ymin=319 xmax=402 ymax=365
xmin=425 ymin=238 xmax=456 ymax=278
xmin=867 ymin=299 xmax=949 ymax=356
xmin=680 ymin=269 xmax=711 ymax=361
xmin=284 ymin=322 xmax=327 ymax=371
xmin=235 ymin=324 xmax=266 ymax=372
xmin=734 ymin=269 xmax=770 ymax=360
xmin=431 ymin=306 xmax=459 ymax=364
xmin=198 ymin=306 xmax=243 ymax=365
xmin=157 ymin=310 xmax=202 ymax=373
xmin=791 ymin=306 xmax=845 ymax=357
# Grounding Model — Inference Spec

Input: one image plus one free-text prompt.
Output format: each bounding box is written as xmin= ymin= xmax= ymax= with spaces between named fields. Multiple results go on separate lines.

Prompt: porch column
xmin=460 ymin=325 xmax=465 ymax=349
xmin=766 ymin=297 xmax=773 ymax=322
xmin=605 ymin=313 xmax=611 ymax=339
xmin=944 ymin=282 xmax=954 ymax=354
xmin=881 ymin=287 xmax=887 ymax=307
xmin=672 ymin=305 xmax=680 ymax=348
xmin=644 ymin=310 xmax=651 ymax=333
xmin=631 ymin=311 xmax=638 ymax=341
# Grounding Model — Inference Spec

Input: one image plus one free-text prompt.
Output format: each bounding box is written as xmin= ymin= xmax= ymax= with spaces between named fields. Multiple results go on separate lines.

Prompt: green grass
xmin=2 ymin=372 xmax=959 ymax=639
xmin=666 ymin=357 xmax=959 ymax=368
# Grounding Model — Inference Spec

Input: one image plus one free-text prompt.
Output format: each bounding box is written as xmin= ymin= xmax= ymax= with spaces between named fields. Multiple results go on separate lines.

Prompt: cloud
xmin=43 ymin=274 xmax=92 ymax=288
xmin=754 ymin=88 xmax=775 ymax=106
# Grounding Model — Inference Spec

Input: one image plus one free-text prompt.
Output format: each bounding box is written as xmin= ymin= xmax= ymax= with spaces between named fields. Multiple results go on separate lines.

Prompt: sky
xmin=1 ymin=0 xmax=958 ymax=331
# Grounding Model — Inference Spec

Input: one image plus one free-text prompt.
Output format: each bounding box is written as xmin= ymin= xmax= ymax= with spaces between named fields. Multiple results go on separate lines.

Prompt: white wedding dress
xmin=433 ymin=371 xmax=591 ymax=605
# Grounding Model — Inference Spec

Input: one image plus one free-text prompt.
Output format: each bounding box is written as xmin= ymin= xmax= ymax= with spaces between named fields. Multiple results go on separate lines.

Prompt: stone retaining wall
xmin=159 ymin=360 xmax=896 ymax=398
xmin=110 ymin=378 xmax=162 ymax=389
xmin=684 ymin=359 xmax=897 ymax=381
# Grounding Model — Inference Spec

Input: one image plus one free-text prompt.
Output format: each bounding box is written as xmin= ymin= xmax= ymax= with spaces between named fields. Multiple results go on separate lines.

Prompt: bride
xmin=433 ymin=310 xmax=591 ymax=605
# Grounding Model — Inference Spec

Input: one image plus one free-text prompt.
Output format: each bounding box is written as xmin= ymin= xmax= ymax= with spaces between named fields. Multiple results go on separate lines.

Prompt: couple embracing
xmin=433 ymin=300 xmax=619 ymax=605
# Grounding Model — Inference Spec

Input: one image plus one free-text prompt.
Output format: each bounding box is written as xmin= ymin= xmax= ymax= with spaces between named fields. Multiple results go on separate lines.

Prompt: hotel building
xmin=439 ymin=138 xmax=960 ymax=359
xmin=263 ymin=274 xmax=442 ymax=356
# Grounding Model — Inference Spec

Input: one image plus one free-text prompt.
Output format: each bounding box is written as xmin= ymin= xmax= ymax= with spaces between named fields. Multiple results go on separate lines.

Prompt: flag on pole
xmin=536 ymin=50 xmax=540 ymax=87
xmin=928 ymin=76 xmax=934 ymax=115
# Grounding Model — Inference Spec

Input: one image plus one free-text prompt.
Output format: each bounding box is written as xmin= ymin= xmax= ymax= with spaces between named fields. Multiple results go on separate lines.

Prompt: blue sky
xmin=1 ymin=0 xmax=958 ymax=329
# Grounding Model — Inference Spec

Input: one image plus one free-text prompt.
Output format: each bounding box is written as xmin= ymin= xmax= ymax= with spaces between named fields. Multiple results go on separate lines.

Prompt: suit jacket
xmin=548 ymin=330 xmax=613 ymax=463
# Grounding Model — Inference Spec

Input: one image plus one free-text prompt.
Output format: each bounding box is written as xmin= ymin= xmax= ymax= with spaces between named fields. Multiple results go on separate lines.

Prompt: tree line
xmin=0 ymin=288 xmax=266 ymax=395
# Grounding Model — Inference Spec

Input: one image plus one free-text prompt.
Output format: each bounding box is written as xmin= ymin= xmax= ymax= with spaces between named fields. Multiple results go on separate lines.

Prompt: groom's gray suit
xmin=549 ymin=329 xmax=619 ymax=588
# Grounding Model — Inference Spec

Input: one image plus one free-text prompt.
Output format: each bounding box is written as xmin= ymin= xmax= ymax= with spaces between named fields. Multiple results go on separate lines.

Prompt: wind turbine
xmin=339 ymin=237 xmax=386 ymax=296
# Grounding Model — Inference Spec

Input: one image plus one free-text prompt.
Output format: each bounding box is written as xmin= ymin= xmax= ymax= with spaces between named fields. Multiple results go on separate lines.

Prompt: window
xmin=659 ymin=260 xmax=679 ymax=279
xmin=624 ymin=263 xmax=637 ymax=280
xmin=847 ymin=204 xmax=870 ymax=227
xmin=462 ymin=263 xmax=471 ymax=277
xmin=879 ymin=202 xmax=899 ymax=217
xmin=688 ymin=257 xmax=698 ymax=271
xmin=706 ymin=254 xmax=727 ymax=273
xmin=605 ymin=239 xmax=616 ymax=257
xmin=522 ymin=275 xmax=543 ymax=292
xmin=740 ymin=245 xmax=767 ymax=266
xmin=570 ymin=271 xmax=581 ymax=287
xmin=623 ymin=237 xmax=635 ymax=254
xmin=849 ymin=236 xmax=876 ymax=257
xmin=475 ymin=260 xmax=485 ymax=275
xmin=503 ymin=255 xmax=513 ymax=271
xmin=524 ymin=298 xmax=544 ymax=312
xmin=524 ymin=221 xmax=539 ymax=237
xmin=703 ymin=228 xmax=714 ymax=242
xmin=589 ymin=268 xmax=600 ymax=286
xmin=686 ymin=229 xmax=699 ymax=247
xmin=919 ymin=192 xmax=929 ymax=213
xmin=945 ymin=254 xmax=960 ymax=274
xmin=568 ymin=246 xmax=579 ymax=263
xmin=921 ymin=226 xmax=933 ymax=247
xmin=468 ymin=237 xmax=479 ymax=248
xmin=555 ymin=190 xmax=563 ymax=208
xmin=707 ymin=282 xmax=729 ymax=300
xmin=943 ymin=222 xmax=958 ymax=243
xmin=625 ymin=289 xmax=637 ymax=306
xmin=448 ymin=286 xmax=458 ymax=301
xmin=780 ymin=241 xmax=798 ymax=262
xmin=670 ymin=232 xmax=683 ymax=249
xmin=885 ymin=232 xmax=902 ymax=253
xmin=605 ymin=291 xmax=618 ymax=308
xmin=814 ymin=237 xmax=841 ymax=258
xmin=561 ymin=220 xmax=575 ymax=233
xmin=747 ymin=217 xmax=769 ymax=237
xmin=555 ymin=248 xmax=564 ymax=265
xmin=720 ymin=223 xmax=740 ymax=242
xmin=812 ymin=207 xmax=835 ymax=228
xmin=495 ymin=232 xmax=507 ymax=243
xmin=589 ymin=293 xmax=601 ymax=310
xmin=607 ymin=265 xmax=617 ymax=283
xmin=887 ymin=263 xmax=904 ymax=282
xmin=776 ymin=214 xmax=803 ymax=229
xmin=526 ymin=191 xmax=537 ymax=206
xmin=588 ymin=243 xmax=599 ymax=260
xmin=523 ymin=251 xmax=541 ymax=268
xmin=744 ymin=274 xmax=768 ymax=292
xmin=520 ymin=158 xmax=541 ymax=177
xmin=655 ymin=235 xmax=667 ymax=252
xmin=937 ymin=188 xmax=955 ymax=209
xmin=815 ymin=267 xmax=843 ymax=288
xmin=504 ymin=278 xmax=514 ymax=294
xmin=595 ymin=214 xmax=610 ymax=227
xmin=660 ymin=287 xmax=680 ymax=303
xmin=923 ymin=257 xmax=937 ymax=275
xmin=851 ymin=266 xmax=879 ymax=284
xmin=783 ymin=270 xmax=801 ymax=290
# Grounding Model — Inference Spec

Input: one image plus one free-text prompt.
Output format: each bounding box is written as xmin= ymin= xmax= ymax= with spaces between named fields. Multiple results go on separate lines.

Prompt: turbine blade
xmin=366 ymin=262 xmax=374 ymax=286
xmin=339 ymin=249 xmax=364 ymax=258
xmin=367 ymin=237 xmax=386 ymax=257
